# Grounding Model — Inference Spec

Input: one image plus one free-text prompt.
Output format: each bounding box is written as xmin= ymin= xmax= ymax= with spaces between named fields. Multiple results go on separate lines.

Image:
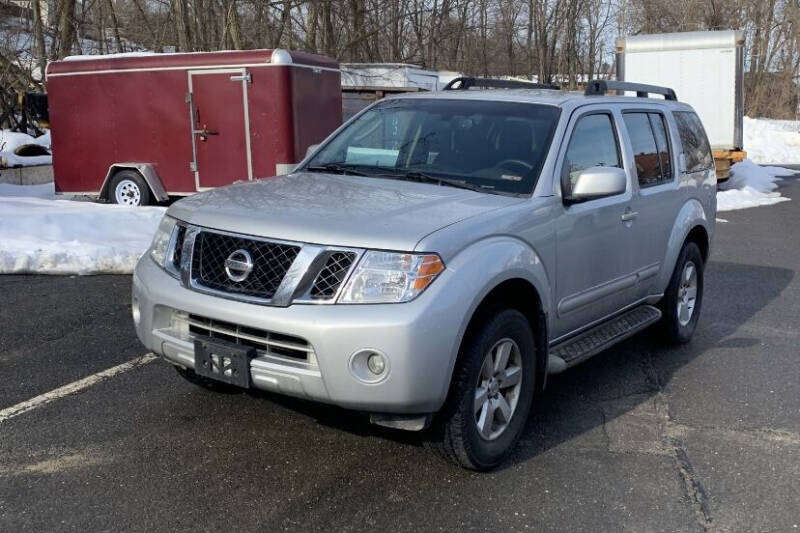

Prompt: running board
xmin=547 ymin=305 xmax=662 ymax=374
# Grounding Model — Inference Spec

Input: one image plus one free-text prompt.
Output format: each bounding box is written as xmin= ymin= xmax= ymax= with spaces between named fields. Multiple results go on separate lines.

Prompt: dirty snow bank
xmin=0 ymin=129 xmax=52 ymax=167
xmin=743 ymin=117 xmax=800 ymax=165
xmin=0 ymin=183 xmax=165 ymax=274
xmin=717 ymin=159 xmax=794 ymax=212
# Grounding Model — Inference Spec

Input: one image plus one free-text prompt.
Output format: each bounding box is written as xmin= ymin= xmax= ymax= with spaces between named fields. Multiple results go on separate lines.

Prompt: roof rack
xmin=584 ymin=80 xmax=677 ymax=101
xmin=444 ymin=77 xmax=560 ymax=91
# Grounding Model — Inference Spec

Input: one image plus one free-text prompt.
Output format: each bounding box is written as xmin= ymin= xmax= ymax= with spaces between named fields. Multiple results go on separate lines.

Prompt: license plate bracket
xmin=194 ymin=337 xmax=255 ymax=388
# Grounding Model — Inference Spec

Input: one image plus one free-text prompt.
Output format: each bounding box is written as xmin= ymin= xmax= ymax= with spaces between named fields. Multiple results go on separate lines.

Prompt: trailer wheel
xmin=110 ymin=169 xmax=151 ymax=207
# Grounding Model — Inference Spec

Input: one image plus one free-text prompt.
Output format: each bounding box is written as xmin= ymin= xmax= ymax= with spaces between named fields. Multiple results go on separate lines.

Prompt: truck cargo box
xmin=46 ymin=49 xmax=342 ymax=204
xmin=616 ymin=31 xmax=746 ymax=179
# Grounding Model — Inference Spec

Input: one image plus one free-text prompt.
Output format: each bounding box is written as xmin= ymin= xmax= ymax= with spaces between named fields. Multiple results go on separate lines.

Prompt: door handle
xmin=621 ymin=211 xmax=638 ymax=222
xmin=193 ymin=128 xmax=218 ymax=141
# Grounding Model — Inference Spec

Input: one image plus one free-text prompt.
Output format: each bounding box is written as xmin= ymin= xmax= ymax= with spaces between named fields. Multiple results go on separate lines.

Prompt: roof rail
xmin=444 ymin=77 xmax=560 ymax=91
xmin=585 ymin=80 xmax=677 ymax=101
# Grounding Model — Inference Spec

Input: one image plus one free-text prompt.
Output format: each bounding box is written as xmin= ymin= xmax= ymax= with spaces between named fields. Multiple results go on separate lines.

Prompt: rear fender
xmin=658 ymin=198 xmax=711 ymax=291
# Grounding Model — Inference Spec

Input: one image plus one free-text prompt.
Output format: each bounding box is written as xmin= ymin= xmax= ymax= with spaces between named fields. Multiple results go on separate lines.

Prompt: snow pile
xmin=0 ymin=130 xmax=52 ymax=167
xmin=743 ymin=117 xmax=800 ymax=164
xmin=0 ymin=183 xmax=165 ymax=274
xmin=717 ymin=159 xmax=794 ymax=212
xmin=64 ymin=51 xmax=158 ymax=61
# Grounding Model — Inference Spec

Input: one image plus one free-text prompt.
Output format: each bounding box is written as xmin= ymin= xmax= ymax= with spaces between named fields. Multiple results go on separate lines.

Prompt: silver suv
xmin=133 ymin=79 xmax=716 ymax=470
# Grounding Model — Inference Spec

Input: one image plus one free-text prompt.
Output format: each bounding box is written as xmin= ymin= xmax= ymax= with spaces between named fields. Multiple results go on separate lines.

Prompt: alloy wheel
xmin=474 ymin=338 xmax=523 ymax=440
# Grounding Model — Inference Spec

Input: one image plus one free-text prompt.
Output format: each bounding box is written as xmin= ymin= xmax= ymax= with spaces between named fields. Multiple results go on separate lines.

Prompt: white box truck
xmin=616 ymin=30 xmax=746 ymax=180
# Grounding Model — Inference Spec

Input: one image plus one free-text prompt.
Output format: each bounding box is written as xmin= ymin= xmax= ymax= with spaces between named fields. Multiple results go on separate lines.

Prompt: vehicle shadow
xmin=245 ymin=260 xmax=794 ymax=467
xmin=511 ymin=260 xmax=794 ymax=467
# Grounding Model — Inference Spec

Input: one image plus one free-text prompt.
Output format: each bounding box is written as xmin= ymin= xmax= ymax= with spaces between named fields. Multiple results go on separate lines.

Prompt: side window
xmin=562 ymin=113 xmax=621 ymax=194
xmin=649 ymin=114 xmax=672 ymax=181
xmin=674 ymin=111 xmax=713 ymax=173
xmin=622 ymin=112 xmax=672 ymax=187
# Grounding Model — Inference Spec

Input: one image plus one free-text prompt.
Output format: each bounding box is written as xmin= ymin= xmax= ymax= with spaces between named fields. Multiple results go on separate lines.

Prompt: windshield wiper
xmin=383 ymin=171 xmax=491 ymax=194
xmin=305 ymin=163 xmax=369 ymax=177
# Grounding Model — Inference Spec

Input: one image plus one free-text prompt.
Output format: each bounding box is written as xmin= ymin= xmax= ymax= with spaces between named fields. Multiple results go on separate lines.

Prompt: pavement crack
xmin=642 ymin=350 xmax=715 ymax=531
xmin=599 ymin=408 xmax=611 ymax=452
xmin=671 ymin=439 xmax=714 ymax=530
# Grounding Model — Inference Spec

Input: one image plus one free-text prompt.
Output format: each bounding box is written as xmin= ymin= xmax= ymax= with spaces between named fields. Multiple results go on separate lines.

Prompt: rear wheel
xmin=428 ymin=308 xmax=536 ymax=470
xmin=659 ymin=241 xmax=704 ymax=344
xmin=110 ymin=169 xmax=151 ymax=206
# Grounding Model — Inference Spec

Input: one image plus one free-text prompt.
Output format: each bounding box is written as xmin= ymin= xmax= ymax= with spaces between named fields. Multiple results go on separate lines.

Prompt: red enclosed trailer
xmin=45 ymin=49 xmax=342 ymax=205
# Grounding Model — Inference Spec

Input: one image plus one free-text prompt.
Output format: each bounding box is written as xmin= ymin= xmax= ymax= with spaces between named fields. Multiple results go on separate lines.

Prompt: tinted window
xmin=649 ymin=114 xmax=672 ymax=181
xmin=674 ymin=111 xmax=713 ymax=173
xmin=308 ymin=99 xmax=561 ymax=194
xmin=623 ymin=112 xmax=671 ymax=187
xmin=562 ymin=114 xmax=621 ymax=193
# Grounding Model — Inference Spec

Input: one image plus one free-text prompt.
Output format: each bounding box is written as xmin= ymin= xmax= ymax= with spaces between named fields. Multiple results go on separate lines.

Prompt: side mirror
xmin=305 ymin=144 xmax=320 ymax=158
xmin=565 ymin=166 xmax=627 ymax=203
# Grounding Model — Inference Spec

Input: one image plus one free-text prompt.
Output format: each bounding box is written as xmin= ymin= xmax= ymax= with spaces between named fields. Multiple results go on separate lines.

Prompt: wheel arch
xmin=437 ymin=237 xmax=553 ymax=400
xmin=99 ymin=163 xmax=169 ymax=202
xmin=684 ymin=225 xmax=710 ymax=264
xmin=458 ymin=278 xmax=549 ymax=395
xmin=658 ymin=198 xmax=712 ymax=291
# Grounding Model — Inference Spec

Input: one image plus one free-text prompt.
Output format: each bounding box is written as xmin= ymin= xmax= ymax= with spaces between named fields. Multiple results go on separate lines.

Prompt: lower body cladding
xmin=132 ymin=257 xmax=464 ymax=429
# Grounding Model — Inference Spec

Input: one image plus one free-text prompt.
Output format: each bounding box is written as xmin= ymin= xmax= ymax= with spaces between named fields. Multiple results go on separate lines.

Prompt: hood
xmin=168 ymin=172 xmax=524 ymax=250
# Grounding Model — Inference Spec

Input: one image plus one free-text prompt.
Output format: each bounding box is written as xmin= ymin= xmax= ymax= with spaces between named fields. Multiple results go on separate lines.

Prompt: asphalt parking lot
xmin=2 ymin=178 xmax=799 ymax=532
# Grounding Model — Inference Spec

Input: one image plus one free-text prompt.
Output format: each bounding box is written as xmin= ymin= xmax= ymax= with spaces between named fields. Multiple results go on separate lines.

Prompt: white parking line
xmin=0 ymin=353 xmax=157 ymax=425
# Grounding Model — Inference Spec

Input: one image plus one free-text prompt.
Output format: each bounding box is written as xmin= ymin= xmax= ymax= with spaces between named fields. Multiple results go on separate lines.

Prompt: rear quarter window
xmin=674 ymin=111 xmax=713 ymax=173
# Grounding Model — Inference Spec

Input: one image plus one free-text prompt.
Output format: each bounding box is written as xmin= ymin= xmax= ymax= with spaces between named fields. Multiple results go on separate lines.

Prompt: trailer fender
xmin=100 ymin=163 xmax=169 ymax=202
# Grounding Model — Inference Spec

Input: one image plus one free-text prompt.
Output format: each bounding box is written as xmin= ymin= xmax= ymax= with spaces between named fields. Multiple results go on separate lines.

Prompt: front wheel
xmin=659 ymin=241 xmax=704 ymax=344
xmin=428 ymin=308 xmax=536 ymax=470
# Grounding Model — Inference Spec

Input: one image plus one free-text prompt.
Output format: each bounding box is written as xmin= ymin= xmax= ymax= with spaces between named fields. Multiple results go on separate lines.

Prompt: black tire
xmin=174 ymin=365 xmax=243 ymax=394
xmin=109 ymin=169 xmax=151 ymax=206
xmin=428 ymin=308 xmax=536 ymax=471
xmin=659 ymin=241 xmax=704 ymax=344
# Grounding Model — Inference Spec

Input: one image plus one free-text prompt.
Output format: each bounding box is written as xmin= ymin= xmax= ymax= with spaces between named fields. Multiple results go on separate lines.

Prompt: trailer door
xmin=188 ymin=69 xmax=253 ymax=189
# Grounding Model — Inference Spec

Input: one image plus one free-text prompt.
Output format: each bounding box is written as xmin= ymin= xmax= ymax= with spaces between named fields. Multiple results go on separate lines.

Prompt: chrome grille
xmin=171 ymin=225 xmax=186 ymax=272
xmin=191 ymin=231 xmax=300 ymax=300
xmin=310 ymin=251 xmax=357 ymax=300
xmin=184 ymin=314 xmax=311 ymax=361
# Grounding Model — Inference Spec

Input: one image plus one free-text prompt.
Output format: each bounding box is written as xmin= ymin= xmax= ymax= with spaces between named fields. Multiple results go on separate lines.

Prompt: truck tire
xmin=173 ymin=365 xmax=243 ymax=394
xmin=110 ymin=169 xmax=151 ymax=206
xmin=429 ymin=308 xmax=536 ymax=470
xmin=659 ymin=241 xmax=704 ymax=344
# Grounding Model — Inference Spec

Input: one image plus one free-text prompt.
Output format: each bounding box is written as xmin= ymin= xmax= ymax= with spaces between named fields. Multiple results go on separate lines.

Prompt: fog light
xmin=131 ymin=296 xmax=141 ymax=325
xmin=349 ymin=349 xmax=390 ymax=383
xmin=367 ymin=353 xmax=385 ymax=375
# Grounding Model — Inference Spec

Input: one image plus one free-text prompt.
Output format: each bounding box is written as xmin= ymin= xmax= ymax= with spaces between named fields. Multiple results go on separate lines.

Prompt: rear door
xmin=622 ymin=108 xmax=683 ymax=299
xmin=552 ymin=107 xmax=637 ymax=340
xmin=188 ymin=69 xmax=253 ymax=189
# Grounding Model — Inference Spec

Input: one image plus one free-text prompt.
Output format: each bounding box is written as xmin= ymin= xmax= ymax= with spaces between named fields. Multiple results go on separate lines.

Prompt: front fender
xmin=432 ymin=236 xmax=552 ymax=385
xmin=658 ymin=198 xmax=713 ymax=291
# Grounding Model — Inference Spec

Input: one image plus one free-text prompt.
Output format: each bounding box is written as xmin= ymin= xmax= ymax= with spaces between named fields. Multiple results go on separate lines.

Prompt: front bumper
xmin=132 ymin=257 xmax=464 ymax=413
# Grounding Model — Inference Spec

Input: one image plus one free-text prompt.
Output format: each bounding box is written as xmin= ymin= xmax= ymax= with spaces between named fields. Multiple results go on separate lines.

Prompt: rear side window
xmin=622 ymin=112 xmax=672 ymax=187
xmin=674 ymin=111 xmax=713 ymax=173
xmin=562 ymin=113 xmax=621 ymax=193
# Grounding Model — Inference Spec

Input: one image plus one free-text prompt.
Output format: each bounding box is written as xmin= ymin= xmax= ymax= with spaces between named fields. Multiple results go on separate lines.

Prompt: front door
xmin=552 ymin=108 xmax=637 ymax=340
xmin=188 ymin=69 xmax=252 ymax=189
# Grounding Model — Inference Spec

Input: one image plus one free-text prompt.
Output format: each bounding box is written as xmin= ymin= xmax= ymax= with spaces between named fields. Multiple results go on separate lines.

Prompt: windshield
xmin=305 ymin=98 xmax=561 ymax=195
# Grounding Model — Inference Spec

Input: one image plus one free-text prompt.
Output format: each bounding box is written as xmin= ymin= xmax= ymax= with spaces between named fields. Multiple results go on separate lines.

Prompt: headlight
xmin=149 ymin=215 xmax=178 ymax=269
xmin=339 ymin=251 xmax=445 ymax=304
